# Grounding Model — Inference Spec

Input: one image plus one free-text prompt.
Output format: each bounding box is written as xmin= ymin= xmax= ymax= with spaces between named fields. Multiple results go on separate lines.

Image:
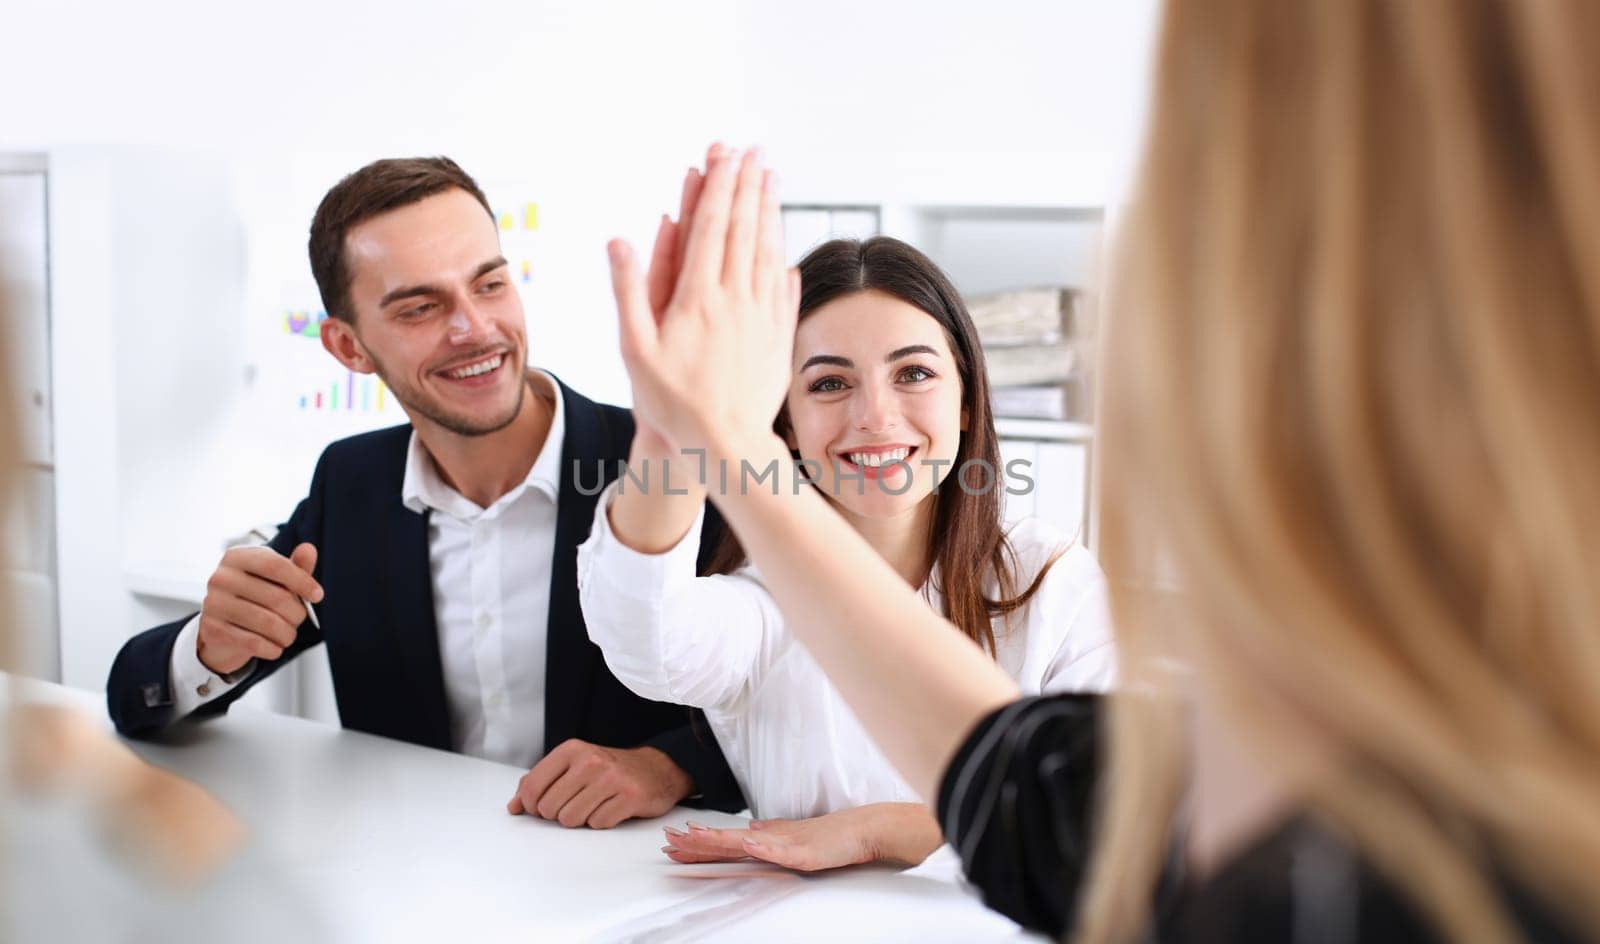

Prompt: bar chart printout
xmin=296 ymin=371 xmax=388 ymax=414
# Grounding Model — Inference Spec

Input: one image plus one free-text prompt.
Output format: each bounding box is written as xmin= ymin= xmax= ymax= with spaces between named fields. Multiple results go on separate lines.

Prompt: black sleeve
xmin=106 ymin=454 xmax=332 ymax=738
xmin=104 ymin=613 xmax=197 ymax=737
xmin=936 ymin=694 xmax=1104 ymax=939
xmin=640 ymin=713 xmax=746 ymax=812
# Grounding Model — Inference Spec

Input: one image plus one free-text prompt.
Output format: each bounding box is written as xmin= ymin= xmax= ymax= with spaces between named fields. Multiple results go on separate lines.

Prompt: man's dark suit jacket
xmin=106 ymin=375 xmax=744 ymax=811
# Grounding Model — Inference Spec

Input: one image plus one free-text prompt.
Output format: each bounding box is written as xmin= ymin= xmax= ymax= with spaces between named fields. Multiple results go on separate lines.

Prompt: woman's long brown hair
xmin=704 ymin=236 xmax=1059 ymax=655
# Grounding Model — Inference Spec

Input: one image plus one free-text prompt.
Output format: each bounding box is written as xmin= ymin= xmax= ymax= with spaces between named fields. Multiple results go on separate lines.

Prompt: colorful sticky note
xmin=498 ymin=212 xmax=514 ymax=231
xmin=523 ymin=203 xmax=539 ymax=231
xmin=284 ymin=310 xmax=324 ymax=338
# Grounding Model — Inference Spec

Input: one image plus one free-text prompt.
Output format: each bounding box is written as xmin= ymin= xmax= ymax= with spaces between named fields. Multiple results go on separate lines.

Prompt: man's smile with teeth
xmin=444 ymin=353 xmax=504 ymax=379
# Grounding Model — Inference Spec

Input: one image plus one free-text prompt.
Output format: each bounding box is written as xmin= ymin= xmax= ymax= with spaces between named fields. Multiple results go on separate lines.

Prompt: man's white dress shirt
xmin=170 ymin=372 xmax=565 ymax=769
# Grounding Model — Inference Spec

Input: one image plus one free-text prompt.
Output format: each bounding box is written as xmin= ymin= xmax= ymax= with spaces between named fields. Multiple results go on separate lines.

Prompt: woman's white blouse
xmin=576 ymin=481 xmax=1117 ymax=820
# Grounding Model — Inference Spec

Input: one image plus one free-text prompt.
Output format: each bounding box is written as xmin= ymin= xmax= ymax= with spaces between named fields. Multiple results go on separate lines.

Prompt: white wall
xmin=1 ymin=0 xmax=1158 ymax=689
xmin=738 ymin=1 xmax=1155 ymax=206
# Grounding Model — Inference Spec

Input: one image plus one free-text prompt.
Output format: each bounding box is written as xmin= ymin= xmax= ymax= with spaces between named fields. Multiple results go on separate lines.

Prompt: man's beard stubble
xmin=367 ymin=348 xmax=527 ymax=438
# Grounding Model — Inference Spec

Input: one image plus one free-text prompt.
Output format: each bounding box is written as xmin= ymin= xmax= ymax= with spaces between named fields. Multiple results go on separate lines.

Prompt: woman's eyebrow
xmin=801 ymin=354 xmax=853 ymax=370
xmin=886 ymin=344 xmax=939 ymax=362
xmin=800 ymin=345 xmax=940 ymax=371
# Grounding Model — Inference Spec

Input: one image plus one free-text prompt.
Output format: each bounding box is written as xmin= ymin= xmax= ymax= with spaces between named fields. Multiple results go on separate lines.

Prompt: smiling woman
xmin=578 ymin=197 xmax=1116 ymax=876
xmin=709 ymin=237 xmax=1046 ymax=656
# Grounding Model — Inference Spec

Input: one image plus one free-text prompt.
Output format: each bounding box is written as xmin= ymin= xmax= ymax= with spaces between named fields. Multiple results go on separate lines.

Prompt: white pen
xmin=246 ymin=527 xmax=322 ymax=629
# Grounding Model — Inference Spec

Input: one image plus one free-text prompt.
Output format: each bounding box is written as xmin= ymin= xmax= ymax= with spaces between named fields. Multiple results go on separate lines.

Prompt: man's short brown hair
xmin=308 ymin=156 xmax=494 ymax=323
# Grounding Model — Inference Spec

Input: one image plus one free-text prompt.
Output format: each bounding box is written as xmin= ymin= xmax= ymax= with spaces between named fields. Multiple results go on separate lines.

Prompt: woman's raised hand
xmin=607 ymin=144 xmax=798 ymax=467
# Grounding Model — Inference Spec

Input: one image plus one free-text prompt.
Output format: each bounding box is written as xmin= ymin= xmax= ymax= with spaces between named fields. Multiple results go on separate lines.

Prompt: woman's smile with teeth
xmin=845 ymin=447 xmax=913 ymax=467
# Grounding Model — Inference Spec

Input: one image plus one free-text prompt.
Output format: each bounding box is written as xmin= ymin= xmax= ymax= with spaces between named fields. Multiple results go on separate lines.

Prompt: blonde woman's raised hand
xmin=608 ymin=144 xmax=799 ymax=466
xmin=643 ymin=162 xmax=705 ymax=324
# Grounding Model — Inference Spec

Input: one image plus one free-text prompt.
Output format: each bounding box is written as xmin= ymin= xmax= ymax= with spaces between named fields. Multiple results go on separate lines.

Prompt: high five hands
xmin=509 ymin=146 xmax=798 ymax=832
xmin=607 ymin=143 xmax=800 ymax=464
xmin=506 ymin=145 xmax=794 ymax=831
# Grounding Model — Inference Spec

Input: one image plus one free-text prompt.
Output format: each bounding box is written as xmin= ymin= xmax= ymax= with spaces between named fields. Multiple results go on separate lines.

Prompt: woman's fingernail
xmin=686 ymin=820 xmax=710 ymax=832
xmin=661 ymin=845 xmax=676 ymax=854
xmin=664 ymin=826 xmax=687 ymax=838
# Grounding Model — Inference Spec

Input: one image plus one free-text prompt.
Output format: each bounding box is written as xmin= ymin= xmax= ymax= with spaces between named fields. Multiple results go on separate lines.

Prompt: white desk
xmin=23 ymin=681 xmax=1036 ymax=943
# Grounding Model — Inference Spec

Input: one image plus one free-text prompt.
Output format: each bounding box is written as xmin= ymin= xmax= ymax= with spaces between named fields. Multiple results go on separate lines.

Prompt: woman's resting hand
xmin=660 ymin=802 xmax=944 ymax=871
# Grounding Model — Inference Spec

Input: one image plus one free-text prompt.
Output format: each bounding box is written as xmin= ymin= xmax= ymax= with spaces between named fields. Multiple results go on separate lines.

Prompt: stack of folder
xmin=969 ymin=287 xmax=1090 ymax=421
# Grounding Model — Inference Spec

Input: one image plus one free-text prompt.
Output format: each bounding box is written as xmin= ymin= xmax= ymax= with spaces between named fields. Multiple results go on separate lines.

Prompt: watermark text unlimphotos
xmin=570 ymin=449 xmax=1035 ymax=498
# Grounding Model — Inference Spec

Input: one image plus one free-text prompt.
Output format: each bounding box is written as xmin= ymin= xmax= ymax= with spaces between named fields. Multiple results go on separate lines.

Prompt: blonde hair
xmin=1086 ymin=1 xmax=1600 ymax=941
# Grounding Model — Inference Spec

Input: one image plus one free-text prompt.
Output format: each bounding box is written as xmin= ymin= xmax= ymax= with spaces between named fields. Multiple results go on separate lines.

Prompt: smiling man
xmin=106 ymin=157 xmax=744 ymax=827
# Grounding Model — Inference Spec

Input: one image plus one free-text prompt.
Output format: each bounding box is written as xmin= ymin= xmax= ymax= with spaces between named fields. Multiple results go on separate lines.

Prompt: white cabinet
xmin=0 ymin=155 xmax=58 ymax=680
xmin=1032 ymin=439 xmax=1090 ymax=543
xmin=0 ymin=162 xmax=51 ymax=466
xmin=997 ymin=419 xmax=1093 ymax=547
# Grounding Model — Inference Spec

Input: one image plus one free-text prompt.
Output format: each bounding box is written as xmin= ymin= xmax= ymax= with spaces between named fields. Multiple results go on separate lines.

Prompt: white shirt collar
xmin=401 ymin=369 xmax=566 ymax=520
